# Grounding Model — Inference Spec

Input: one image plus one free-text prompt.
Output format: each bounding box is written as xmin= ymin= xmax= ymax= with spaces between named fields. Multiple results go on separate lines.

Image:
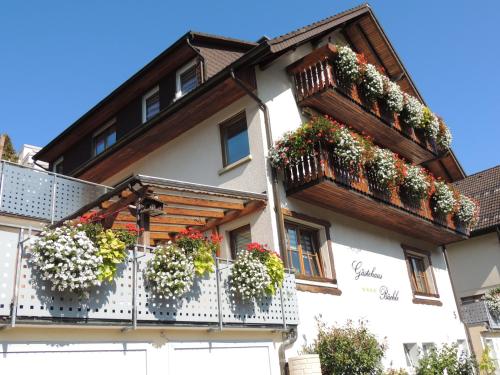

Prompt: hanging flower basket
xmin=486 ymin=287 xmax=500 ymax=315
xmin=431 ymin=181 xmax=456 ymax=216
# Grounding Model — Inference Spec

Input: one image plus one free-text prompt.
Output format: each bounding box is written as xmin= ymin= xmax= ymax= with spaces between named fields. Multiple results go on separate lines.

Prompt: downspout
xmin=442 ymin=245 xmax=476 ymax=359
xmin=230 ymin=68 xmax=293 ymax=375
xmin=229 ymin=69 xmax=288 ymax=267
xmin=186 ymin=36 xmax=206 ymax=83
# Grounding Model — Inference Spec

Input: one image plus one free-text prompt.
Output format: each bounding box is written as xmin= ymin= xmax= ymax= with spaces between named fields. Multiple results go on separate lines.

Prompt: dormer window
xmin=176 ymin=60 xmax=199 ymax=99
xmin=93 ymin=121 xmax=116 ymax=156
xmin=142 ymin=86 xmax=160 ymax=123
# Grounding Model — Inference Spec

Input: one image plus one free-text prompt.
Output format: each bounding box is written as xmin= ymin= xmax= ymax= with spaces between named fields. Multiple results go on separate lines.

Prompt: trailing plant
xmin=436 ymin=118 xmax=452 ymax=150
xmin=432 ymin=181 xmax=456 ymax=216
xmin=454 ymin=195 xmax=479 ymax=227
xmin=115 ymin=223 xmax=142 ymax=248
xmin=485 ymin=287 xmax=500 ymax=315
xmin=365 ymin=147 xmax=399 ymax=189
xmin=31 ymin=224 xmax=102 ymax=294
xmin=401 ymin=94 xmax=424 ymax=128
xmin=418 ymin=107 xmax=439 ymax=138
xmin=334 ymin=45 xmax=360 ymax=86
xmin=399 ymin=164 xmax=431 ymax=201
xmin=302 ymin=318 xmax=386 ymax=375
xmin=230 ymin=249 xmax=271 ymax=300
xmin=382 ymin=77 xmax=404 ymax=114
xmin=415 ymin=344 xmax=476 ymax=375
xmin=246 ymin=242 xmax=285 ymax=295
xmin=175 ymin=229 xmax=220 ymax=276
xmin=95 ymin=229 xmax=127 ymax=282
xmin=479 ymin=345 xmax=496 ymax=375
xmin=145 ymin=242 xmax=195 ymax=298
xmin=359 ymin=63 xmax=384 ymax=103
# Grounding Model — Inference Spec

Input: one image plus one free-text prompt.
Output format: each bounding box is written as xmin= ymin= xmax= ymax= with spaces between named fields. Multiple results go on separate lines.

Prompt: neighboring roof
xmin=453 ymin=165 xmax=500 ymax=234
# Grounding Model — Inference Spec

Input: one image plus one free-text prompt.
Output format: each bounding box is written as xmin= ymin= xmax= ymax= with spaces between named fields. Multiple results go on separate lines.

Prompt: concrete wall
xmin=447 ymin=232 xmax=500 ymax=299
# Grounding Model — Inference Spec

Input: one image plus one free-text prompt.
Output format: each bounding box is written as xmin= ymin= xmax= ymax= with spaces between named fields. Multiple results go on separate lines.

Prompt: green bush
xmin=416 ymin=344 xmax=476 ymax=375
xmin=384 ymin=369 xmax=409 ymax=375
xmin=303 ymin=319 xmax=386 ymax=375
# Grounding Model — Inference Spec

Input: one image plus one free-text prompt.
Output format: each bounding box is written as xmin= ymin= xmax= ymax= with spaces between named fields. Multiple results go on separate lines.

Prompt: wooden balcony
xmin=283 ymin=144 xmax=468 ymax=244
xmin=287 ymin=44 xmax=439 ymax=165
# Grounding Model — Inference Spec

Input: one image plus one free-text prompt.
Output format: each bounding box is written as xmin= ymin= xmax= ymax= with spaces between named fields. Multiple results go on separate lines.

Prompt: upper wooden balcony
xmin=283 ymin=143 xmax=468 ymax=245
xmin=287 ymin=44 xmax=439 ymax=165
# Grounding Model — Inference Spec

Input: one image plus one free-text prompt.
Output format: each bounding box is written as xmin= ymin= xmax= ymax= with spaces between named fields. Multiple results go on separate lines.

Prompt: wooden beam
xmin=193 ymin=200 xmax=266 ymax=232
xmin=116 ymin=214 xmax=205 ymax=226
xmin=164 ymin=206 xmax=225 ymax=218
xmin=113 ymin=222 xmax=186 ymax=233
xmin=157 ymin=194 xmax=244 ymax=210
xmin=94 ymin=186 xmax=150 ymax=223
xmin=150 ymin=232 xmax=173 ymax=241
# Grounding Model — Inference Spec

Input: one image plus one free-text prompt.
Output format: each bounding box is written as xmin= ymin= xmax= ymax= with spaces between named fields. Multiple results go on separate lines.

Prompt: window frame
xmin=402 ymin=245 xmax=440 ymax=299
xmin=175 ymin=59 xmax=199 ymax=99
xmin=52 ymin=156 xmax=64 ymax=174
xmin=142 ymin=85 xmax=160 ymax=123
xmin=92 ymin=120 xmax=117 ymax=157
xmin=285 ymin=221 xmax=325 ymax=279
xmin=229 ymin=224 xmax=252 ymax=260
xmin=219 ymin=111 xmax=250 ymax=168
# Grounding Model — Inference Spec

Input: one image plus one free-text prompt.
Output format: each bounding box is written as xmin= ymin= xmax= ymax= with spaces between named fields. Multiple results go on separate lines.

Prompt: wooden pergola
xmin=58 ymin=175 xmax=267 ymax=246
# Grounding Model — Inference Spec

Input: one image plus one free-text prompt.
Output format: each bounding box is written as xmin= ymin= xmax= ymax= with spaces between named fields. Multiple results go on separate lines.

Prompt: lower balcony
xmin=283 ymin=146 xmax=468 ymax=244
xmin=461 ymin=300 xmax=500 ymax=330
xmin=0 ymin=236 xmax=299 ymax=329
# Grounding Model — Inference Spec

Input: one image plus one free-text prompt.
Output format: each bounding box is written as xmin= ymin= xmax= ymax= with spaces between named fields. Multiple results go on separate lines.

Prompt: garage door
xmin=0 ymin=349 xmax=147 ymax=375
xmin=170 ymin=344 xmax=275 ymax=375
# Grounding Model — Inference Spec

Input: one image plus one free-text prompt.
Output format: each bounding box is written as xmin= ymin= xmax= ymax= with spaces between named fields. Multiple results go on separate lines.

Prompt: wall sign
xmin=352 ymin=261 xmax=383 ymax=280
xmin=352 ymin=260 xmax=399 ymax=302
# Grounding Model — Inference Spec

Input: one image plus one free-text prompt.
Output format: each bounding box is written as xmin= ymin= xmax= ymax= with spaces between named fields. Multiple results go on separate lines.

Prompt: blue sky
xmin=1 ymin=1 xmax=498 ymax=174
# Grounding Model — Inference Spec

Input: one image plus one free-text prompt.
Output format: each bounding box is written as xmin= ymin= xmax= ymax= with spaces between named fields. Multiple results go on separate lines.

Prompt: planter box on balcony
xmin=283 ymin=146 xmax=468 ymax=244
xmin=287 ymin=44 xmax=438 ymax=165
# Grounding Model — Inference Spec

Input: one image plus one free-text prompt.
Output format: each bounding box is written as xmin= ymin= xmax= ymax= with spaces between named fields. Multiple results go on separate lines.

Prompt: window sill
xmin=414 ymin=291 xmax=440 ymax=299
xmin=412 ymin=297 xmax=442 ymax=306
xmin=218 ymin=155 xmax=252 ymax=175
xmin=295 ymin=278 xmax=341 ymax=295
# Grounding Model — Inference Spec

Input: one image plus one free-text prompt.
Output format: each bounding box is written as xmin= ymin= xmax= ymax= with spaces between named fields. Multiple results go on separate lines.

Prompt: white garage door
xmin=0 ymin=349 xmax=147 ymax=375
xmin=170 ymin=345 xmax=274 ymax=375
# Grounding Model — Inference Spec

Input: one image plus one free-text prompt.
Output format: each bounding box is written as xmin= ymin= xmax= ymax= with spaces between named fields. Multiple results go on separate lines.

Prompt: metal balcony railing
xmin=0 ymin=226 xmax=299 ymax=329
xmin=461 ymin=300 xmax=500 ymax=330
xmin=0 ymin=161 xmax=110 ymax=223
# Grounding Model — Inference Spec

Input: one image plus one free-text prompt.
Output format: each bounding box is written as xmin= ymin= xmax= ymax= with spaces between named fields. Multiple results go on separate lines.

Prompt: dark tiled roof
xmin=268 ymin=4 xmax=370 ymax=51
xmin=453 ymin=165 xmax=500 ymax=233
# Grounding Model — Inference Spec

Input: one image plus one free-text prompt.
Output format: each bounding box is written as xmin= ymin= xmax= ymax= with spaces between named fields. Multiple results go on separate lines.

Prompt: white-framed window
xmin=142 ymin=86 xmax=160 ymax=123
xmin=175 ymin=59 xmax=199 ymax=99
xmin=93 ymin=120 xmax=117 ymax=156
xmin=404 ymin=343 xmax=419 ymax=368
xmin=52 ymin=156 xmax=64 ymax=174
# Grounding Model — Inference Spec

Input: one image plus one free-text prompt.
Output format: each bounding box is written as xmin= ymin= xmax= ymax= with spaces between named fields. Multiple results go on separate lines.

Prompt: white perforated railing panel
xmin=0 ymin=242 xmax=299 ymax=327
xmin=0 ymin=162 xmax=108 ymax=222
xmin=0 ymin=228 xmax=18 ymax=316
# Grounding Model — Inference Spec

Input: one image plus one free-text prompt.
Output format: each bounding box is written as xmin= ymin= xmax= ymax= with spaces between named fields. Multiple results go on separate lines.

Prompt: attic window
xmin=176 ymin=59 xmax=199 ymax=99
xmin=142 ymin=86 xmax=160 ymax=123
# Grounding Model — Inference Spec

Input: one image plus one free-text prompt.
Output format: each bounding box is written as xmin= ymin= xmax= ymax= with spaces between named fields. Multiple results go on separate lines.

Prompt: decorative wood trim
xmin=157 ymin=194 xmax=245 ymax=210
xmin=297 ymin=283 xmax=342 ymax=295
xmin=412 ymin=298 xmax=443 ymax=307
xmin=282 ymin=209 xmax=337 ymax=283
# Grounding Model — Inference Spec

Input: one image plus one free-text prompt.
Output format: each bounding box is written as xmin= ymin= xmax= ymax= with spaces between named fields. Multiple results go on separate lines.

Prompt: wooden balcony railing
xmin=283 ymin=143 xmax=468 ymax=244
xmin=287 ymin=44 xmax=439 ymax=165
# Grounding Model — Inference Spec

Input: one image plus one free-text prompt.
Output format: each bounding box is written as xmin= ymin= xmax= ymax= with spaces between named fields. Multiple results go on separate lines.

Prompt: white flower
xmin=31 ymin=225 xmax=102 ymax=293
xmin=432 ymin=181 xmax=456 ymax=215
xmin=437 ymin=121 xmax=452 ymax=149
xmin=359 ymin=63 xmax=384 ymax=102
xmin=365 ymin=148 xmax=398 ymax=189
xmin=334 ymin=45 xmax=360 ymax=85
xmin=401 ymin=94 xmax=424 ymax=128
xmin=400 ymin=165 xmax=430 ymax=200
xmin=331 ymin=126 xmax=362 ymax=171
xmin=230 ymin=251 xmax=271 ymax=301
xmin=455 ymin=195 xmax=478 ymax=225
xmin=382 ymin=77 xmax=404 ymax=113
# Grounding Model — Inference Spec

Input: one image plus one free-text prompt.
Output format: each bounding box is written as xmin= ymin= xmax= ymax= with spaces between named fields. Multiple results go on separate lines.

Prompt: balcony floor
xmin=288 ymin=177 xmax=467 ymax=244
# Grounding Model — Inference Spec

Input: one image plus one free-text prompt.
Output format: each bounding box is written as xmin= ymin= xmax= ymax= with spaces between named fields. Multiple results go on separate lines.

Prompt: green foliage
xmin=193 ymin=243 xmax=215 ymax=276
xmin=416 ymin=344 xmax=476 ymax=375
xmin=114 ymin=229 xmax=138 ymax=248
xmin=175 ymin=230 xmax=218 ymax=276
xmin=479 ymin=346 xmax=496 ymax=375
xmin=264 ymin=253 xmax=285 ymax=295
xmin=96 ymin=229 xmax=127 ymax=282
xmin=80 ymin=222 xmax=104 ymax=243
xmin=1 ymin=134 xmax=17 ymax=162
xmin=302 ymin=319 xmax=386 ymax=375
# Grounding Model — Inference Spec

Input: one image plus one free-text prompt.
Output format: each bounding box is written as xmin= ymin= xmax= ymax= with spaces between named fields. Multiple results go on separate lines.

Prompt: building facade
xmin=0 ymin=4 xmax=479 ymax=374
xmin=447 ymin=166 xmax=500 ymax=369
